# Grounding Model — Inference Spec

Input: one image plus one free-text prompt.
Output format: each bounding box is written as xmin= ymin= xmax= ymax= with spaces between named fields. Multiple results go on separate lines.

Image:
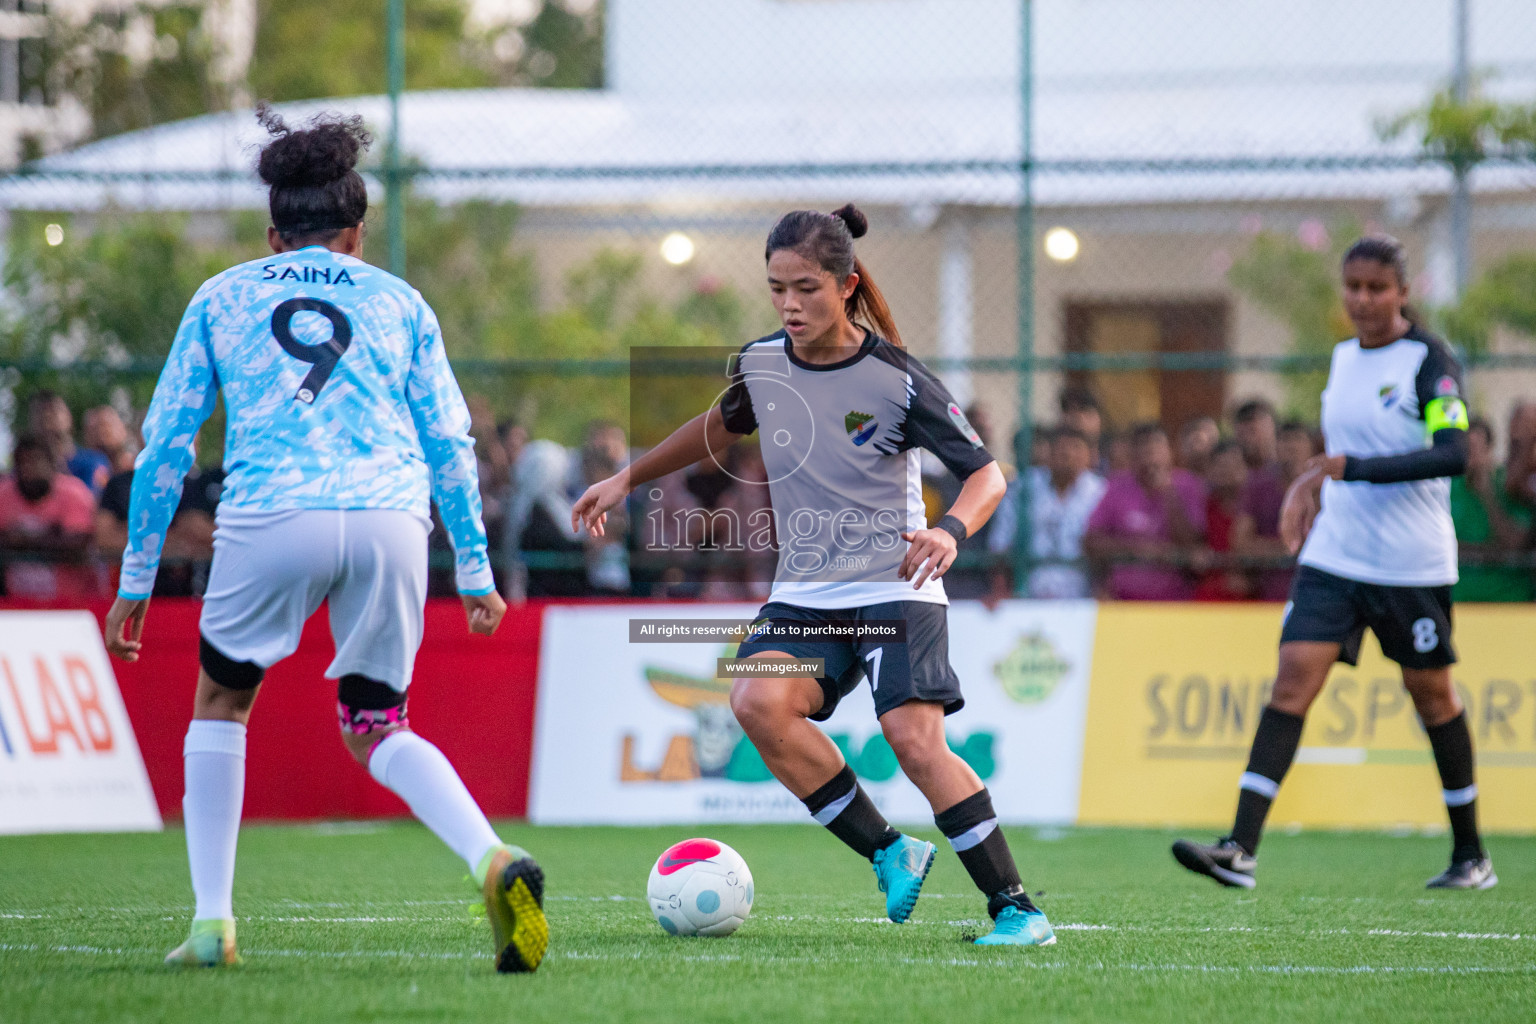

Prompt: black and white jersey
xmin=1300 ymin=325 xmax=1465 ymax=587
xmin=719 ymin=329 xmax=995 ymax=608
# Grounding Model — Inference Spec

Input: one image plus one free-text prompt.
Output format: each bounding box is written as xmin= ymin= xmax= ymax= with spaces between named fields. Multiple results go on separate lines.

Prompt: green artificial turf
xmin=0 ymin=823 xmax=1531 ymax=1023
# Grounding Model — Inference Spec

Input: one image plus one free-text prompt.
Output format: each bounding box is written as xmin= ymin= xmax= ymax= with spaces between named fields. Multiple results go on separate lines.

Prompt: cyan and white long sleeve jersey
xmin=120 ymin=245 xmax=493 ymax=599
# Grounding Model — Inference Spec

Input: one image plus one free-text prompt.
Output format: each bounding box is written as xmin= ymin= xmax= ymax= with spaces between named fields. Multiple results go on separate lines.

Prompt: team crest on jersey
xmin=1378 ymin=384 xmax=1401 ymax=409
xmin=845 ymin=410 xmax=878 ymax=446
xmin=948 ymin=403 xmax=984 ymax=447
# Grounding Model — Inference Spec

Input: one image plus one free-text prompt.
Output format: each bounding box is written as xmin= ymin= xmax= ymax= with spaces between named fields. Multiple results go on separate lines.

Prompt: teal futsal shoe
xmin=872 ymin=835 xmax=935 ymax=923
xmin=974 ymin=905 xmax=1057 ymax=947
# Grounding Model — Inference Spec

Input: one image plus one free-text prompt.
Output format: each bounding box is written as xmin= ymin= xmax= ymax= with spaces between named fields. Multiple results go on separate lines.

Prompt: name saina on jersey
xmin=261 ymin=264 xmax=358 ymax=286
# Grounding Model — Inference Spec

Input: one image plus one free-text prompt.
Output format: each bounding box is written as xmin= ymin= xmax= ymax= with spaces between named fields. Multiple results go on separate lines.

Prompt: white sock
xmin=182 ymin=720 xmax=247 ymax=921
xmin=368 ymin=731 xmax=501 ymax=875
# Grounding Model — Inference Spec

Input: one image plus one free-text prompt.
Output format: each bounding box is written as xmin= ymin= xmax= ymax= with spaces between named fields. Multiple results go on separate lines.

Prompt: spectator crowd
xmin=980 ymin=388 xmax=1536 ymax=604
xmin=4 ymin=386 xmax=1535 ymax=604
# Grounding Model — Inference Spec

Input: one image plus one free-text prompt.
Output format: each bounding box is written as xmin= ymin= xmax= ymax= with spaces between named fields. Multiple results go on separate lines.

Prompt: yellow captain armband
xmin=1425 ymin=396 xmax=1468 ymax=434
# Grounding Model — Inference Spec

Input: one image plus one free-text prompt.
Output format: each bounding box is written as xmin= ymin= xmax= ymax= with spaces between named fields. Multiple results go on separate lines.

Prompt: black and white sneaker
xmin=1171 ymin=837 xmax=1257 ymax=889
xmin=1426 ymin=856 xmax=1498 ymax=890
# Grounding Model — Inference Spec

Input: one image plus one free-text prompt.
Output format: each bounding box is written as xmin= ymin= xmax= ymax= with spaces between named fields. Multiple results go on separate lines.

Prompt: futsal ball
xmin=647 ymin=838 xmax=754 ymax=937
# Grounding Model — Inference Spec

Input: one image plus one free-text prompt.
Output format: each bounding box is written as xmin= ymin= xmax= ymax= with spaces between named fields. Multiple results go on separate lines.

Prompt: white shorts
xmin=199 ymin=508 xmax=431 ymax=691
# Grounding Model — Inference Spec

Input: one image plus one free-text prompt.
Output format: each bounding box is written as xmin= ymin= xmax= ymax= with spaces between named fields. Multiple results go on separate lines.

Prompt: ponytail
xmin=848 ymin=256 xmax=903 ymax=348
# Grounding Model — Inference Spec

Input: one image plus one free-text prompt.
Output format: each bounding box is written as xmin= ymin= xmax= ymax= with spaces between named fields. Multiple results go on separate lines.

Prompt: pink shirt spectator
xmin=1240 ymin=465 xmax=1285 ymax=539
xmin=1240 ymin=465 xmax=1294 ymax=600
xmin=0 ymin=474 xmax=99 ymax=599
xmin=1087 ymin=468 xmax=1207 ymax=600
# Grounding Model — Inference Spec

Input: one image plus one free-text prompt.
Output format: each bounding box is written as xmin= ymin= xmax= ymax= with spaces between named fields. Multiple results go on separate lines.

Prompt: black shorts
xmin=1280 ymin=565 xmax=1456 ymax=669
xmin=733 ymin=599 xmax=963 ymax=721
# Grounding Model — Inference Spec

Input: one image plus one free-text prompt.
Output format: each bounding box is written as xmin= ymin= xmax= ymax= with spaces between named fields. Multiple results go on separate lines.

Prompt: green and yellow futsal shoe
xmin=480 ymin=844 xmax=548 ymax=973
xmin=164 ymin=918 xmax=240 ymax=967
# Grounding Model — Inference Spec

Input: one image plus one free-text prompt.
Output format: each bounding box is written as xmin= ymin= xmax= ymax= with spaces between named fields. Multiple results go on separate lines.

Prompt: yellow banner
xmin=1079 ymin=604 xmax=1536 ymax=832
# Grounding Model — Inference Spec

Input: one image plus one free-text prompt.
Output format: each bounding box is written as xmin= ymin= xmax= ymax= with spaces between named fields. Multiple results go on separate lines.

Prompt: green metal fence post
xmin=1450 ymin=0 xmax=1472 ymax=298
xmin=386 ymin=0 xmax=406 ymax=278
xmin=1011 ymin=0 xmax=1035 ymax=597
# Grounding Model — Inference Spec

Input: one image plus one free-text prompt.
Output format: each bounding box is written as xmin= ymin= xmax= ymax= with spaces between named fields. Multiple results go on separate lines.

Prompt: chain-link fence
xmin=0 ymin=0 xmax=1534 ymax=601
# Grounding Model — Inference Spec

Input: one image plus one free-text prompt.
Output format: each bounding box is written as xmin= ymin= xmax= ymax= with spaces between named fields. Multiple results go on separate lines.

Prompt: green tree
xmin=250 ymin=0 xmax=604 ymax=102
xmin=47 ymin=4 xmax=232 ymax=140
xmin=1440 ymin=253 xmax=1536 ymax=352
xmin=467 ymin=245 xmax=751 ymax=446
xmin=368 ymin=196 xmax=542 ymax=359
xmin=38 ymin=1 xmax=607 ymax=149
xmin=1227 ymin=225 xmax=1359 ymax=419
xmin=1 ymin=198 xmax=749 ymax=451
xmin=1379 ymin=82 xmax=1536 ymax=356
xmin=250 ymin=0 xmax=495 ymax=102
xmin=486 ymin=1 xmax=604 ymax=89
xmin=0 ymin=210 xmax=260 ymax=450
xmin=1380 ymin=79 xmax=1536 ymax=174
xmin=368 ymin=195 xmax=752 ymax=444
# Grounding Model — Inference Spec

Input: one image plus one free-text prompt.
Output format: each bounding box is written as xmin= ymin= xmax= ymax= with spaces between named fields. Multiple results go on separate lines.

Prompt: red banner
xmin=55 ymin=598 xmax=547 ymax=820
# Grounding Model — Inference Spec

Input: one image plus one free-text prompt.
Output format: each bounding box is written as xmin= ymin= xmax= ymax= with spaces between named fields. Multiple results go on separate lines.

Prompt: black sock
xmin=934 ymin=789 xmax=1035 ymax=918
xmin=1425 ymin=712 xmax=1484 ymax=863
xmin=1230 ymin=706 xmax=1305 ymax=856
xmin=802 ymin=765 xmax=899 ymax=861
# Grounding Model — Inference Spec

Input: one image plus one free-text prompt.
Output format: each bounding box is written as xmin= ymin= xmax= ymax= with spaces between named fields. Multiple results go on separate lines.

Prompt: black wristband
xmin=934 ymin=514 xmax=967 ymax=543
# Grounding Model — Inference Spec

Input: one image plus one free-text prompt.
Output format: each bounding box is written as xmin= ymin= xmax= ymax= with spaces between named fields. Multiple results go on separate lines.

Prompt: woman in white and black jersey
xmin=574 ymin=205 xmax=1055 ymax=946
xmin=1174 ymin=235 xmax=1493 ymax=891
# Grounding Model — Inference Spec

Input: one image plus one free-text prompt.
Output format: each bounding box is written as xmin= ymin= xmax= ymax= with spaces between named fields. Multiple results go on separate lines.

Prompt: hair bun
xmin=255 ymin=104 xmax=372 ymax=189
xmin=831 ymin=203 xmax=868 ymax=239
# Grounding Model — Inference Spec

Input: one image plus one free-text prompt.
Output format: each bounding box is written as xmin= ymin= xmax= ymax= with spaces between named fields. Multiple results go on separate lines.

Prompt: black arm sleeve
xmin=1342 ymin=429 xmax=1468 ymax=484
xmin=718 ymin=351 xmax=757 ymax=435
xmin=893 ymin=360 xmax=995 ymax=479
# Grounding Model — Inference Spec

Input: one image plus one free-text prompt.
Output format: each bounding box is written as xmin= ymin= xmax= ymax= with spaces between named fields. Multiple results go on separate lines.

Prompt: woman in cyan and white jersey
xmin=574 ymin=205 xmax=1055 ymax=946
xmin=102 ymin=108 xmax=548 ymax=971
xmin=1173 ymin=235 xmax=1492 ymax=891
